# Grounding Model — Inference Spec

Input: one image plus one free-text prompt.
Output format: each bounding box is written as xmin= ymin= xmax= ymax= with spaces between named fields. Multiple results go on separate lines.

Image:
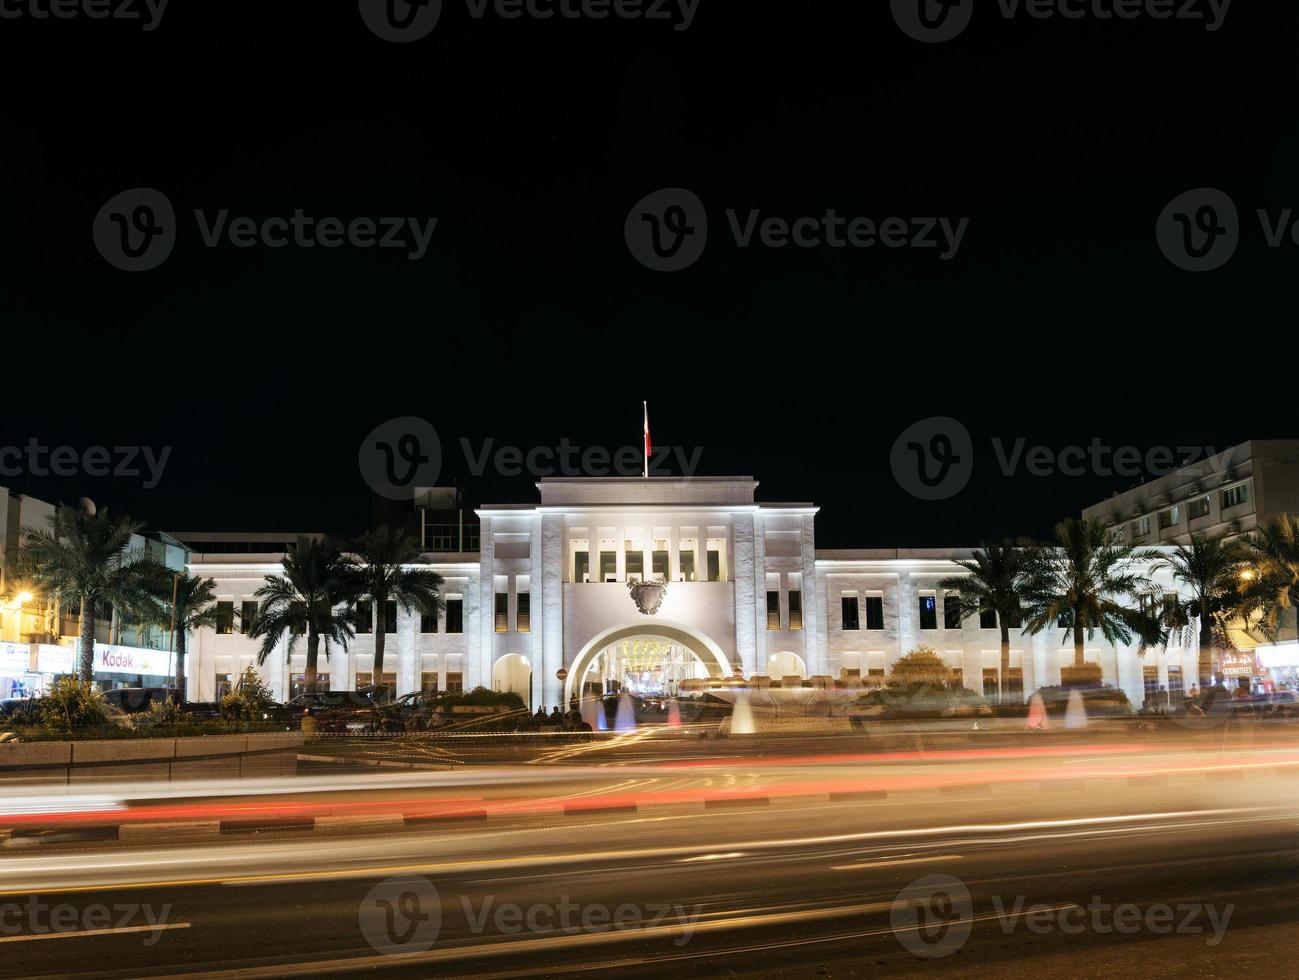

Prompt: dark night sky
xmin=1 ymin=1 xmax=1295 ymax=547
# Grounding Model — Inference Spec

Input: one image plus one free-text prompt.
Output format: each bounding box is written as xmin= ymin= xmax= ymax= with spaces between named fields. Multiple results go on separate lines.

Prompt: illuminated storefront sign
xmin=34 ymin=644 xmax=170 ymax=677
xmin=1219 ymin=650 xmax=1260 ymax=678
xmin=0 ymin=642 xmax=32 ymax=676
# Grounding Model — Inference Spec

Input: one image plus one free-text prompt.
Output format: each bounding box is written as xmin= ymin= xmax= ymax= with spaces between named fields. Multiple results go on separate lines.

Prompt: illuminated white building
xmin=184 ymin=476 xmax=1203 ymax=710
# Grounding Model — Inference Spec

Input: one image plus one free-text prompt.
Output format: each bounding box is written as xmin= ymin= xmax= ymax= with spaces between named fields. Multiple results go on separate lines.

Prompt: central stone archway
xmin=563 ymin=621 xmax=733 ymax=706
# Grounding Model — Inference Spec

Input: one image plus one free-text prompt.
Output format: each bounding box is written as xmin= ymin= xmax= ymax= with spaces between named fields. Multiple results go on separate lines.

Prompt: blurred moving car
xmin=1035 ymin=685 xmax=1133 ymax=719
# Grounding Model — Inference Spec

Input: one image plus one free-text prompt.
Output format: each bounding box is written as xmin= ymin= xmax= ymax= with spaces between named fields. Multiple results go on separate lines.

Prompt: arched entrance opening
xmin=563 ymin=622 xmax=732 ymax=706
xmin=768 ymin=651 xmax=808 ymax=683
xmin=492 ymin=654 xmax=532 ymax=708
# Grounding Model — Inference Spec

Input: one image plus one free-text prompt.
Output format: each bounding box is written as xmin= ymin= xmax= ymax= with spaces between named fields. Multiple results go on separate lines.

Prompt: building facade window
xmin=421 ymin=671 xmax=439 ymax=692
xmin=980 ymin=608 xmax=997 ymax=630
xmin=1221 ymin=483 xmax=1249 ymax=510
xmin=495 ymin=593 xmax=509 ymax=633
xmin=356 ymin=602 xmax=373 ymax=634
xmin=1159 ymin=506 xmax=1181 ymax=530
xmin=516 ymin=593 xmax=530 ymax=633
xmin=215 ymin=601 xmax=234 ymax=635
xmin=1131 ymin=515 xmax=1151 ymax=538
xmin=626 ymin=542 xmax=644 ymax=578
xmin=767 ymin=591 xmax=781 ymax=630
xmin=943 ymin=592 xmax=962 ymax=630
xmin=1188 ymin=496 xmax=1211 ymax=520
xmin=446 ymin=672 xmax=463 ymax=693
xmin=841 ymin=595 xmax=860 ymax=631
xmin=788 ymin=590 xmax=803 ymax=630
xmin=421 ymin=609 xmax=439 ymax=633
xmin=446 ymin=599 xmax=463 ymax=634
xmin=240 ymin=600 xmax=258 ymax=635
xmin=384 ymin=600 xmax=397 ymax=634
xmin=918 ymin=594 xmax=938 ymax=630
xmin=865 ymin=595 xmax=885 ymax=631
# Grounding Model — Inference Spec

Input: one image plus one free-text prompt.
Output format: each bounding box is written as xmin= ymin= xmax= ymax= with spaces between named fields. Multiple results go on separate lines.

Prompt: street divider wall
xmin=0 ymin=732 xmax=305 ymax=784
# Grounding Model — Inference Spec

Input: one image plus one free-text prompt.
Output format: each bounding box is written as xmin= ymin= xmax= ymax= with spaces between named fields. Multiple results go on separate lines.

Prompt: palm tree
xmin=170 ymin=573 xmax=221 ymax=697
xmin=250 ymin=537 xmax=355 ymax=694
xmin=1021 ymin=517 xmax=1162 ymax=674
xmin=344 ymin=527 xmax=444 ymax=697
xmin=19 ymin=504 xmax=169 ymax=682
xmin=1143 ymin=535 xmax=1248 ymax=688
xmin=1242 ymin=514 xmax=1299 ymax=652
xmin=938 ymin=541 xmax=1034 ymax=703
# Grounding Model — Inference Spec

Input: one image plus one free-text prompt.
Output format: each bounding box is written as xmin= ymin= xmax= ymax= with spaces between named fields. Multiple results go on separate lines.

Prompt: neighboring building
xmin=0 ymin=487 xmax=189 ymax=697
xmin=1083 ymin=440 xmax=1299 ymax=546
xmin=185 ymin=476 xmax=1200 ymax=711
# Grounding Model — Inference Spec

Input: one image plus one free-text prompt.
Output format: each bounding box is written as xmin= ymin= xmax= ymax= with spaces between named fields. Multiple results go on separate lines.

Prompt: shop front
xmin=1255 ymin=643 xmax=1299 ymax=692
xmin=0 ymin=642 xmax=38 ymax=699
xmin=34 ymin=643 xmax=174 ymax=692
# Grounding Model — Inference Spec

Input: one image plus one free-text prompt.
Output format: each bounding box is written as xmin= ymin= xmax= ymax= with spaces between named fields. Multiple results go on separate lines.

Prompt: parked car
xmin=0 ymin=698 xmax=41 ymax=724
xmin=273 ymin=688 xmax=385 ymax=733
xmin=102 ymin=687 xmax=178 ymax=714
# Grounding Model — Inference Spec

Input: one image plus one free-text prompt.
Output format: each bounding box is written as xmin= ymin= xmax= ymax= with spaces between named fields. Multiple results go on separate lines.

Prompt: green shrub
xmin=39 ymin=677 xmax=110 ymax=734
xmin=220 ymin=665 xmax=276 ymax=722
xmin=131 ymin=698 xmax=184 ymax=731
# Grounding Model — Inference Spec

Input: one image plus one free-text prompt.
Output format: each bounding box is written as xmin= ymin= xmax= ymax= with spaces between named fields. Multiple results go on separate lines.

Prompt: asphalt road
xmin=4 ymin=745 xmax=1299 ymax=978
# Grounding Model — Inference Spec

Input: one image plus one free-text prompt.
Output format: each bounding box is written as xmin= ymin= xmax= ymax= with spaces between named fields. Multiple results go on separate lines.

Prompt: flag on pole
xmin=643 ymin=401 xmax=651 ymax=479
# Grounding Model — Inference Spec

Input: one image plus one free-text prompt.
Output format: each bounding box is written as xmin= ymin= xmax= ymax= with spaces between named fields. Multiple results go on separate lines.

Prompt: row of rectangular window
xmin=495 ymin=593 xmax=530 ymax=633
xmin=765 ymin=590 xmax=803 ymax=630
xmin=213 ymin=599 xmax=464 ymax=635
xmin=841 ymin=594 xmax=1007 ymax=632
xmin=1129 ymin=483 xmax=1250 ymax=538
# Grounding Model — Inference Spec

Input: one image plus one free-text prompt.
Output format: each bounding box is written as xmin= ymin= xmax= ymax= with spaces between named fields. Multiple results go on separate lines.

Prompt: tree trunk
xmin=175 ymin=625 xmax=187 ymax=701
xmin=1000 ymin=623 xmax=1011 ymax=704
xmin=1073 ymin=616 xmax=1085 ymax=668
xmin=78 ymin=594 xmax=96 ymax=683
xmin=306 ymin=629 xmax=320 ymax=694
xmin=373 ymin=595 xmax=386 ymax=688
xmin=1198 ymin=600 xmax=1214 ymax=689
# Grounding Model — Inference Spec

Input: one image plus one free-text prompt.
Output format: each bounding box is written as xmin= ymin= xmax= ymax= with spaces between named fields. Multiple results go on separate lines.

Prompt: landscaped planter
xmin=0 ymin=733 xmax=305 ymax=785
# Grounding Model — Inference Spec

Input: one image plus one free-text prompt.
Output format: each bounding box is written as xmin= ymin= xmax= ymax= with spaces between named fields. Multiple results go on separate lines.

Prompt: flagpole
xmin=643 ymin=401 xmax=649 ymax=479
